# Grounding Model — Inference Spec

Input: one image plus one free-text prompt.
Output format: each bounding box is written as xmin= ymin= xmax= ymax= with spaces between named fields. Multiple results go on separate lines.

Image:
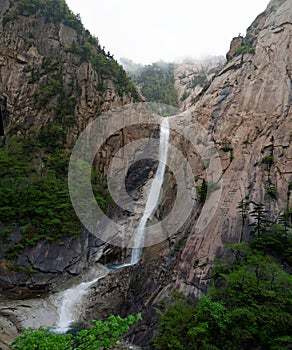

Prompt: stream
xmin=50 ymin=117 xmax=170 ymax=332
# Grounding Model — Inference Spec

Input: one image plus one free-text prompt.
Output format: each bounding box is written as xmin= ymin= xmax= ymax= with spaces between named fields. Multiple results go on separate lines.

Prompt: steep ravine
xmin=0 ymin=0 xmax=142 ymax=347
xmin=0 ymin=0 xmax=291 ymax=348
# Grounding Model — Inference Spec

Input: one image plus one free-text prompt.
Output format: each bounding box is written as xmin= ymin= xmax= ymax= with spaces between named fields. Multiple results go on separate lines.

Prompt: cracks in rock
xmin=284 ymin=67 xmax=292 ymax=119
xmin=217 ymin=62 xmax=244 ymax=78
xmin=181 ymin=280 xmax=205 ymax=293
xmin=23 ymin=255 xmax=57 ymax=276
xmin=272 ymin=22 xmax=292 ymax=32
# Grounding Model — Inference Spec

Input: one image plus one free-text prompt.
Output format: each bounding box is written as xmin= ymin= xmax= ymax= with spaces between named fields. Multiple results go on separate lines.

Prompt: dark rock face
xmin=0 ymin=229 xmax=105 ymax=298
xmin=125 ymin=159 xmax=157 ymax=193
xmin=125 ymin=127 xmax=159 ymax=193
xmin=0 ymin=97 xmax=8 ymax=136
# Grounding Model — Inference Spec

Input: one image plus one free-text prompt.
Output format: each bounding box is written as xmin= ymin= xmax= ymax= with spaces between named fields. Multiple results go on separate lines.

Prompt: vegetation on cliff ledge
xmin=0 ymin=0 xmax=139 ymax=261
xmin=154 ymin=203 xmax=292 ymax=350
xmin=123 ymin=60 xmax=179 ymax=107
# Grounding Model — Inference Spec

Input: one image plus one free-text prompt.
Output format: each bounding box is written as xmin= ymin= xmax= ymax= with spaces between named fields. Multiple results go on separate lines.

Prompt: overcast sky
xmin=66 ymin=0 xmax=270 ymax=64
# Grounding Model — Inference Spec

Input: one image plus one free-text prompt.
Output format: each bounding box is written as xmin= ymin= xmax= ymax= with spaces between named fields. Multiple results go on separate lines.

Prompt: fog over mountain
xmin=66 ymin=0 xmax=270 ymax=64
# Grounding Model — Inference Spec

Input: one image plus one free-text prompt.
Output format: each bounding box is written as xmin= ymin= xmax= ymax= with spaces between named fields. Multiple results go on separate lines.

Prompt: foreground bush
xmin=10 ymin=314 xmax=141 ymax=350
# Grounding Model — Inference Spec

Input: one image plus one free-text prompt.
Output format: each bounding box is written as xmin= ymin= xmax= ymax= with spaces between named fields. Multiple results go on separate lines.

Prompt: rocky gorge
xmin=0 ymin=0 xmax=292 ymax=348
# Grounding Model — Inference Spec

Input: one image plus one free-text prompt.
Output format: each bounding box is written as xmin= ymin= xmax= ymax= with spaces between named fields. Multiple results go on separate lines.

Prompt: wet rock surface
xmin=0 ymin=0 xmax=292 ymax=348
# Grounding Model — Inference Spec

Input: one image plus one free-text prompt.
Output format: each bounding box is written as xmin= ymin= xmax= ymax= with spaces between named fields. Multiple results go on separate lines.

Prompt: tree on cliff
xmin=154 ymin=205 xmax=292 ymax=350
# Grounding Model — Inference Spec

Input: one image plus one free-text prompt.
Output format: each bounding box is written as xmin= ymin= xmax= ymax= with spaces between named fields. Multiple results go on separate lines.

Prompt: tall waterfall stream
xmin=51 ymin=118 xmax=170 ymax=332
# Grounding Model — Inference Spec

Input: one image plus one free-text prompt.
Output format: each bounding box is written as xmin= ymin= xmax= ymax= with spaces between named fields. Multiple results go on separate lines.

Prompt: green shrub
xmin=10 ymin=314 xmax=141 ymax=350
xmin=196 ymin=179 xmax=208 ymax=204
xmin=155 ymin=248 xmax=292 ymax=350
xmin=155 ymin=203 xmax=292 ymax=350
xmin=132 ymin=62 xmax=178 ymax=106
xmin=235 ymin=38 xmax=256 ymax=55
xmin=3 ymin=12 xmax=18 ymax=26
xmin=221 ymin=142 xmax=233 ymax=153
xmin=180 ymin=90 xmax=190 ymax=102
xmin=262 ymin=155 xmax=274 ymax=166
xmin=0 ymin=138 xmax=115 ymax=260
xmin=265 ymin=186 xmax=277 ymax=199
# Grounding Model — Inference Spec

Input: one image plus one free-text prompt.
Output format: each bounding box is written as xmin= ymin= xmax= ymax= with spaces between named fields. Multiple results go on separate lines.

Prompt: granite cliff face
xmin=0 ymin=0 xmax=141 ymax=296
xmin=59 ymin=0 xmax=292 ymax=346
xmin=0 ymin=0 xmax=139 ymax=138
xmin=174 ymin=57 xmax=225 ymax=110
xmin=120 ymin=0 xmax=292 ymax=345
xmin=0 ymin=0 xmax=292 ymax=348
xmin=181 ymin=0 xmax=292 ymax=282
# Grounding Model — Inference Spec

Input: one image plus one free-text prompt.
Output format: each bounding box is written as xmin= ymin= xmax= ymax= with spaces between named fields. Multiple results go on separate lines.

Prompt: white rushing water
xmin=52 ymin=118 xmax=169 ymax=332
xmin=131 ymin=117 xmax=170 ymax=265
xmin=51 ymin=266 xmax=109 ymax=333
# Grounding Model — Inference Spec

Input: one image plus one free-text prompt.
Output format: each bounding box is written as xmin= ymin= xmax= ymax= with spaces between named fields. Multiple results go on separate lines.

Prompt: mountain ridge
xmin=0 ymin=0 xmax=291 ymax=348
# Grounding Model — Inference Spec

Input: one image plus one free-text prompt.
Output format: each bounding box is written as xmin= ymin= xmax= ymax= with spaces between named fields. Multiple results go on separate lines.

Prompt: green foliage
xmin=154 ymin=299 xmax=197 ymax=349
xmin=16 ymin=0 xmax=83 ymax=32
xmin=239 ymin=201 xmax=292 ymax=266
xmin=16 ymin=0 xmax=140 ymax=103
xmin=10 ymin=314 xmax=141 ymax=350
xmin=0 ymin=0 xmax=140 ymax=265
xmin=221 ymin=141 xmax=233 ymax=153
xmin=75 ymin=314 xmax=141 ymax=349
xmin=180 ymin=90 xmax=190 ymax=102
xmin=235 ymin=38 xmax=256 ymax=55
xmin=262 ymin=155 xmax=274 ymax=166
xmin=42 ymin=57 xmax=59 ymax=72
xmin=65 ymin=41 xmax=83 ymax=56
xmin=38 ymin=124 xmax=66 ymax=150
xmin=155 ymin=202 xmax=292 ymax=350
xmin=156 ymin=249 xmax=292 ymax=349
xmin=188 ymin=74 xmax=207 ymax=89
xmin=11 ymin=328 xmax=73 ymax=350
xmin=249 ymin=202 xmax=269 ymax=238
xmin=265 ymin=185 xmax=277 ymax=199
xmin=154 ymin=296 xmax=230 ymax=350
xmin=35 ymin=76 xmax=63 ymax=107
xmin=211 ymin=247 xmax=292 ymax=349
xmin=172 ymin=238 xmax=187 ymax=255
xmin=221 ymin=140 xmax=234 ymax=161
xmin=17 ymin=0 xmax=40 ymax=16
xmin=3 ymin=11 xmax=18 ymax=26
xmin=132 ymin=63 xmax=179 ymax=107
xmin=250 ymin=222 xmax=292 ymax=266
xmin=0 ymin=139 xmax=111 ymax=260
xmin=91 ymin=169 xmax=114 ymax=213
xmin=64 ymin=40 xmax=140 ymax=100
xmin=196 ymin=179 xmax=208 ymax=204
xmin=195 ymin=180 xmax=220 ymax=205
xmin=7 ymin=264 xmax=37 ymax=274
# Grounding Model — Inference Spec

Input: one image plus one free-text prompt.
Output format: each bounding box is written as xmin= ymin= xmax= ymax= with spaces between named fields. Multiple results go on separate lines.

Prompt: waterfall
xmin=130 ymin=117 xmax=169 ymax=265
xmin=52 ymin=118 xmax=169 ymax=332
xmin=51 ymin=266 xmax=108 ymax=333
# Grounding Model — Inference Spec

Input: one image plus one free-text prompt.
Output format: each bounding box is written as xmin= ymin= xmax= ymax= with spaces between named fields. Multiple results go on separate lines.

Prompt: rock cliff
xmin=0 ymin=0 xmax=140 ymax=297
xmin=121 ymin=0 xmax=292 ymax=345
xmin=58 ymin=0 xmax=292 ymax=346
xmin=0 ymin=0 xmax=140 ymax=138
xmin=174 ymin=57 xmax=225 ymax=110
xmin=0 ymin=0 xmax=292 ymax=348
